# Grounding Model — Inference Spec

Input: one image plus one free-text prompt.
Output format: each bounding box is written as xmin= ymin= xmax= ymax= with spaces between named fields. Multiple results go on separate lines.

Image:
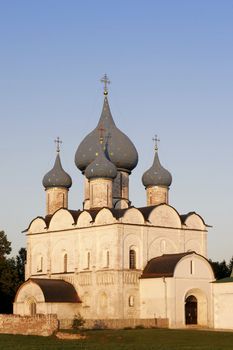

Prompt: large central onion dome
xmin=75 ymin=96 xmax=138 ymax=173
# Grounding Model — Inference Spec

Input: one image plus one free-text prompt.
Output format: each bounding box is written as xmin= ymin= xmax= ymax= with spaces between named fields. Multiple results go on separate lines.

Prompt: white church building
xmin=13 ymin=76 xmax=233 ymax=329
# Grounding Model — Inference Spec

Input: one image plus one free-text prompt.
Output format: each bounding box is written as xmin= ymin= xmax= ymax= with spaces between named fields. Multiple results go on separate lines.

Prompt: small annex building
xmin=140 ymin=252 xmax=214 ymax=327
xmin=14 ymin=76 xmax=227 ymax=329
xmin=14 ymin=279 xmax=81 ymax=319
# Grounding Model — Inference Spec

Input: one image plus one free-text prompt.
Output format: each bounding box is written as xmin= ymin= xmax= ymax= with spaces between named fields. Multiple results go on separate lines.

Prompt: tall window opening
xmin=64 ymin=253 xmax=68 ymax=273
xmin=106 ymin=251 xmax=110 ymax=268
xmin=30 ymin=302 xmax=37 ymax=316
xmin=190 ymin=260 xmax=194 ymax=275
xmin=129 ymin=249 xmax=136 ymax=269
xmin=129 ymin=295 xmax=134 ymax=307
xmin=37 ymin=255 xmax=43 ymax=272
xmin=87 ymin=252 xmax=90 ymax=269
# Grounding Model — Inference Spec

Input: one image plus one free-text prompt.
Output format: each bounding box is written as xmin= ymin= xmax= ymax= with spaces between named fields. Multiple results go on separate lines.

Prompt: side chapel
xmin=14 ymin=75 xmax=216 ymax=328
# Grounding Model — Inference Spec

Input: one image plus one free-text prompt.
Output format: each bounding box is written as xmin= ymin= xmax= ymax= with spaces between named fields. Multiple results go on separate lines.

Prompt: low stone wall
xmin=59 ymin=318 xmax=169 ymax=330
xmin=0 ymin=314 xmax=58 ymax=336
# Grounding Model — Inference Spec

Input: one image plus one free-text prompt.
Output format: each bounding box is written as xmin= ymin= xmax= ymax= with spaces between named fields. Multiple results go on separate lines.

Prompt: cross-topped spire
xmin=98 ymin=124 xmax=106 ymax=144
xmin=152 ymin=134 xmax=160 ymax=152
xmin=54 ymin=136 xmax=62 ymax=153
xmin=100 ymin=74 xmax=110 ymax=95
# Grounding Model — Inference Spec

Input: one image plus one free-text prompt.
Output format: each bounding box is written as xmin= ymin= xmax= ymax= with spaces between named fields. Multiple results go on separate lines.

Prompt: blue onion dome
xmin=142 ymin=147 xmax=172 ymax=188
xmin=85 ymin=140 xmax=117 ymax=180
xmin=75 ymin=96 xmax=138 ymax=174
xmin=42 ymin=153 xmax=72 ymax=189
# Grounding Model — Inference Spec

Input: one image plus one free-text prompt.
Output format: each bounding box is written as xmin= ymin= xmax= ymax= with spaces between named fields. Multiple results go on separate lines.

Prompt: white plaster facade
xmin=14 ymin=203 xmax=213 ymax=327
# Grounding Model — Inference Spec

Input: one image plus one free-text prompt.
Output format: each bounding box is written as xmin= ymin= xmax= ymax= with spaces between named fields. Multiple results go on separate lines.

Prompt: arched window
xmin=129 ymin=249 xmax=136 ymax=269
xmin=29 ymin=301 xmax=37 ymax=316
xmin=37 ymin=255 xmax=43 ymax=272
xmin=129 ymin=295 xmax=134 ymax=307
xmin=64 ymin=253 xmax=68 ymax=273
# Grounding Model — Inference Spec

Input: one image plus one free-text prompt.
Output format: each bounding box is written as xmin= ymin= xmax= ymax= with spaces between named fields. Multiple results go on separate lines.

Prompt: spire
xmin=100 ymin=73 xmax=110 ymax=96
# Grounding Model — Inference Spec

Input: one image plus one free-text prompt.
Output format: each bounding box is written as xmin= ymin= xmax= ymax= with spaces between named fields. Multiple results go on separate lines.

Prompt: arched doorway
xmin=185 ymin=295 xmax=197 ymax=324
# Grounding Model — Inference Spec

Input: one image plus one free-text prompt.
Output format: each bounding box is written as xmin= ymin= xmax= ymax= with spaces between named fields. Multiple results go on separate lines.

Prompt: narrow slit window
xmin=64 ymin=253 xmax=68 ymax=273
xmin=190 ymin=260 xmax=193 ymax=275
xmin=106 ymin=251 xmax=110 ymax=268
xmin=87 ymin=252 xmax=90 ymax=269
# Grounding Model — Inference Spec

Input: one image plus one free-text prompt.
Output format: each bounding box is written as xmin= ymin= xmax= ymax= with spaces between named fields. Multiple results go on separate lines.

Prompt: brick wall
xmin=0 ymin=314 xmax=58 ymax=336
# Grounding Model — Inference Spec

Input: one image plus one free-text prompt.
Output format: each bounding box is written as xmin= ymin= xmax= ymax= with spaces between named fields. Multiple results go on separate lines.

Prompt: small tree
xmin=0 ymin=231 xmax=11 ymax=260
xmin=16 ymin=247 xmax=26 ymax=282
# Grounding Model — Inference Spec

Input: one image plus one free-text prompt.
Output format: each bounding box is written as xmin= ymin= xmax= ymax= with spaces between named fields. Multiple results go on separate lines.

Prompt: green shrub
xmin=72 ymin=313 xmax=86 ymax=330
xmin=92 ymin=319 xmax=107 ymax=330
xmin=135 ymin=324 xmax=144 ymax=329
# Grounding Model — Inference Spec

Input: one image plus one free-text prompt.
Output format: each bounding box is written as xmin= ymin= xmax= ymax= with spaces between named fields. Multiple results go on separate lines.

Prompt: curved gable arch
xmin=77 ymin=211 xmax=92 ymax=228
xmin=174 ymin=253 xmax=214 ymax=280
xmin=14 ymin=280 xmax=45 ymax=304
xmin=148 ymin=204 xmax=181 ymax=228
xmin=49 ymin=208 xmax=75 ymax=231
xmin=121 ymin=207 xmax=144 ymax=225
xmin=148 ymin=236 xmax=178 ymax=260
xmin=184 ymin=213 xmax=206 ymax=231
xmin=28 ymin=217 xmax=47 ymax=234
xmin=95 ymin=208 xmax=116 ymax=225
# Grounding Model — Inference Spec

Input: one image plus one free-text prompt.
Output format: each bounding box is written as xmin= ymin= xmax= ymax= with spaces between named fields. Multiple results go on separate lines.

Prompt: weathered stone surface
xmin=0 ymin=314 xmax=58 ymax=336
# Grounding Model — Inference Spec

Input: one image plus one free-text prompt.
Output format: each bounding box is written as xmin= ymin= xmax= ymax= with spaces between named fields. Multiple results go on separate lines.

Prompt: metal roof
xmin=30 ymin=278 xmax=81 ymax=303
xmin=141 ymin=252 xmax=194 ymax=279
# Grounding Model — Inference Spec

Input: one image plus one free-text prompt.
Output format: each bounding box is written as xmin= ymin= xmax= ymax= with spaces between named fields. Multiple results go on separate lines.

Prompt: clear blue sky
xmin=0 ymin=0 xmax=232 ymax=262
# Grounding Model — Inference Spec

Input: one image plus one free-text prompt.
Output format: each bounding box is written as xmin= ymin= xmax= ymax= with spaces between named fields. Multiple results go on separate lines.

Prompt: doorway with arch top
xmin=184 ymin=289 xmax=208 ymax=326
xmin=185 ymin=295 xmax=197 ymax=324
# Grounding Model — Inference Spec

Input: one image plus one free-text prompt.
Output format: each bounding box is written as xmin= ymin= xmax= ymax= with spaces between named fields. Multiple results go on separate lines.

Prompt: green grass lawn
xmin=0 ymin=328 xmax=233 ymax=350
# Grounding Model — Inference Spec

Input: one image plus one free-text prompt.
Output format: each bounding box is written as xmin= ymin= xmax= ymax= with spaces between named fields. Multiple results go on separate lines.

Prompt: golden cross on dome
xmin=152 ymin=134 xmax=160 ymax=151
xmin=54 ymin=137 xmax=62 ymax=153
xmin=98 ymin=125 xmax=106 ymax=144
xmin=100 ymin=74 xmax=110 ymax=95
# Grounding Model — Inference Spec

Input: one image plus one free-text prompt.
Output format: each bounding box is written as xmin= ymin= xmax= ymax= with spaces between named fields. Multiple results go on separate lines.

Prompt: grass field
xmin=0 ymin=328 xmax=233 ymax=350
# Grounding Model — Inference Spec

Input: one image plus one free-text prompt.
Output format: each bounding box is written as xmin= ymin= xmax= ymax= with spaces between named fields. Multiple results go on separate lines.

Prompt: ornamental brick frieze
xmin=78 ymin=273 xmax=92 ymax=286
xmin=96 ymin=272 xmax=115 ymax=285
xmin=123 ymin=271 xmax=141 ymax=284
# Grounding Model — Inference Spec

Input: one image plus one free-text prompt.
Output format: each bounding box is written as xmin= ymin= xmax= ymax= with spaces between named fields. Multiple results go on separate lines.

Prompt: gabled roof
xmin=29 ymin=278 xmax=81 ymax=303
xmin=141 ymin=252 xmax=194 ymax=279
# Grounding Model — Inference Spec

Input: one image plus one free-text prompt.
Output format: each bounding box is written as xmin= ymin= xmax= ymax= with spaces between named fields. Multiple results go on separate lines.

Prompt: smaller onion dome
xmin=85 ymin=141 xmax=117 ymax=180
xmin=42 ymin=139 xmax=72 ymax=189
xmin=142 ymin=138 xmax=172 ymax=188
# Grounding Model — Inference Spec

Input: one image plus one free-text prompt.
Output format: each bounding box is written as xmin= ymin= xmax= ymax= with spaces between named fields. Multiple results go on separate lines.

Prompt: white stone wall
xmin=21 ymin=204 xmax=208 ymax=321
xmin=213 ymin=281 xmax=233 ymax=330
